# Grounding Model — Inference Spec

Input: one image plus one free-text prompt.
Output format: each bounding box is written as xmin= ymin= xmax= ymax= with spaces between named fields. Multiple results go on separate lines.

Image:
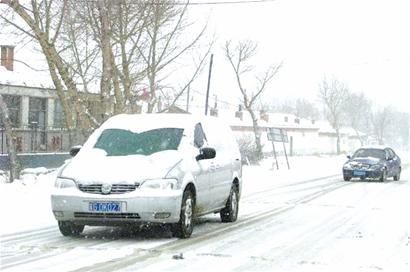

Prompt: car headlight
xmin=343 ymin=163 xmax=353 ymax=170
xmin=140 ymin=178 xmax=178 ymax=190
xmin=55 ymin=177 xmax=76 ymax=189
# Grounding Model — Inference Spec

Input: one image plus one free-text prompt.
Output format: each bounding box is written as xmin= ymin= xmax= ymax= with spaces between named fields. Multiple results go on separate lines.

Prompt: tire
xmin=360 ymin=176 xmax=366 ymax=181
xmin=379 ymin=169 xmax=387 ymax=182
xmin=58 ymin=221 xmax=84 ymax=236
xmin=220 ymin=185 xmax=239 ymax=223
xmin=343 ymin=176 xmax=351 ymax=181
xmin=393 ymin=168 xmax=401 ymax=181
xmin=171 ymin=189 xmax=194 ymax=239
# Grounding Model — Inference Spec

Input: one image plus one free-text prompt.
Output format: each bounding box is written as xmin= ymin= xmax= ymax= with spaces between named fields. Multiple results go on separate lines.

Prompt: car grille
xmin=78 ymin=184 xmax=137 ymax=194
xmin=74 ymin=212 xmax=140 ymax=219
xmin=352 ymin=164 xmax=370 ymax=170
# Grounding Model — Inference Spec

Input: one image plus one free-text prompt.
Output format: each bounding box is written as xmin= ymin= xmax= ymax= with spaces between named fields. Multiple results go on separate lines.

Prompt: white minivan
xmin=51 ymin=114 xmax=242 ymax=238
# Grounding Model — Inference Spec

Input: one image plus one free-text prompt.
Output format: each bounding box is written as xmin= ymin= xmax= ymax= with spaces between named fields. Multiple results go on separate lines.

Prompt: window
xmin=1 ymin=95 xmax=21 ymax=127
xmin=53 ymin=100 xmax=65 ymax=128
xmin=29 ymin=97 xmax=47 ymax=128
xmin=94 ymin=128 xmax=184 ymax=156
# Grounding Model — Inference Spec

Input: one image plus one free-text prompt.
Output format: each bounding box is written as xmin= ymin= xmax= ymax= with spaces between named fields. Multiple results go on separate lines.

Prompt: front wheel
xmin=220 ymin=185 xmax=239 ymax=223
xmin=393 ymin=168 xmax=401 ymax=181
xmin=343 ymin=176 xmax=351 ymax=181
xmin=171 ymin=189 xmax=194 ymax=239
xmin=379 ymin=169 xmax=387 ymax=182
xmin=58 ymin=221 xmax=84 ymax=236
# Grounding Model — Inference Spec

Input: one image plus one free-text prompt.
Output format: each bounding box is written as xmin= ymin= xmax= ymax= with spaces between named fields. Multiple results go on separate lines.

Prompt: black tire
xmin=220 ymin=185 xmax=239 ymax=223
xmin=343 ymin=176 xmax=351 ymax=181
xmin=393 ymin=168 xmax=401 ymax=181
xmin=379 ymin=169 xmax=387 ymax=182
xmin=58 ymin=221 xmax=84 ymax=236
xmin=171 ymin=189 xmax=194 ymax=239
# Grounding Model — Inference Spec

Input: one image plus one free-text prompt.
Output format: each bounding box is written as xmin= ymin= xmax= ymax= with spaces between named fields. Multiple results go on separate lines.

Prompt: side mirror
xmin=69 ymin=145 xmax=82 ymax=157
xmin=196 ymin=147 xmax=216 ymax=161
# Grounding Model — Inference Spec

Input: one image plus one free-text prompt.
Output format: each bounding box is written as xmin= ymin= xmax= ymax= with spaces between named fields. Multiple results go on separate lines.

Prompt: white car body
xmin=51 ymin=114 xmax=242 ymax=238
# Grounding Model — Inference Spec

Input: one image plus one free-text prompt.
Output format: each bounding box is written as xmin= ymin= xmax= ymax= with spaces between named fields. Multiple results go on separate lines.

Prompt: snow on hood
xmin=61 ymin=149 xmax=182 ymax=184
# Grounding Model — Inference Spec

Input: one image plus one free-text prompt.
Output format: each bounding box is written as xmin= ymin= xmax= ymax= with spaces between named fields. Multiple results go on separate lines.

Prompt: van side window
xmin=194 ymin=123 xmax=207 ymax=148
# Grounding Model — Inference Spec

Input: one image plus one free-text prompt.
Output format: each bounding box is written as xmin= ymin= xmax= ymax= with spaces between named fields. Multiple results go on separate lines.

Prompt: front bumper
xmin=343 ymin=169 xmax=383 ymax=179
xmin=51 ymin=188 xmax=183 ymax=226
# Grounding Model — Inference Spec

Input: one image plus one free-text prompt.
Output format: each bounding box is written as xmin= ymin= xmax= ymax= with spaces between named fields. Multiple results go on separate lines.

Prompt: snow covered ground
xmin=0 ymin=152 xmax=409 ymax=271
xmin=0 ymin=154 xmax=344 ymax=236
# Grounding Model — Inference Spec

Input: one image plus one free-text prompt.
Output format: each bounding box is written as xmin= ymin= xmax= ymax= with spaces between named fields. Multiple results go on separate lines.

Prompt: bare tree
xmin=0 ymin=95 xmax=21 ymax=182
xmin=344 ymin=92 xmax=372 ymax=146
xmin=1 ymin=0 xmax=99 ymax=145
xmin=294 ymin=98 xmax=320 ymax=120
xmin=138 ymin=1 xmax=210 ymax=113
xmin=371 ymin=106 xmax=395 ymax=145
xmin=224 ymin=40 xmax=281 ymax=160
xmin=318 ymin=77 xmax=349 ymax=154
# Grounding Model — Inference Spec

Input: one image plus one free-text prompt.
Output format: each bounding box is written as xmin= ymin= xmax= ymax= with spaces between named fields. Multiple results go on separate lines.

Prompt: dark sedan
xmin=342 ymin=146 xmax=401 ymax=182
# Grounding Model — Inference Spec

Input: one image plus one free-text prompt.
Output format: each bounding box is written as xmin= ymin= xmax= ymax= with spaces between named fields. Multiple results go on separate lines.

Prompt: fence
xmin=0 ymin=128 xmax=78 ymax=154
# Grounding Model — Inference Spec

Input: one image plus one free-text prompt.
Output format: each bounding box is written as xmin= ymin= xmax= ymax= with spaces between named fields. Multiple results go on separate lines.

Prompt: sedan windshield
xmin=352 ymin=149 xmax=385 ymax=160
xmin=93 ymin=128 xmax=184 ymax=156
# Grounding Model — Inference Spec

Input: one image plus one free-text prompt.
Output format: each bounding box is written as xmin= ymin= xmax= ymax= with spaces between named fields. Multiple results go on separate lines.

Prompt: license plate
xmin=353 ymin=170 xmax=366 ymax=176
xmin=89 ymin=202 xmax=121 ymax=212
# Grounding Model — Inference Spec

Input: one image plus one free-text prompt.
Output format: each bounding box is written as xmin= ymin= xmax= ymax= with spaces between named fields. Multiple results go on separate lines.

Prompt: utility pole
xmin=204 ymin=54 xmax=213 ymax=115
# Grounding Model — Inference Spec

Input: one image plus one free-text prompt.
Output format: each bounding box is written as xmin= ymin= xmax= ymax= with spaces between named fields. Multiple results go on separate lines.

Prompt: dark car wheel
xmin=393 ymin=168 xmax=401 ymax=181
xmin=58 ymin=221 xmax=84 ymax=236
xmin=343 ymin=175 xmax=351 ymax=181
xmin=220 ymin=184 xmax=239 ymax=223
xmin=171 ymin=189 xmax=194 ymax=239
xmin=379 ymin=169 xmax=387 ymax=182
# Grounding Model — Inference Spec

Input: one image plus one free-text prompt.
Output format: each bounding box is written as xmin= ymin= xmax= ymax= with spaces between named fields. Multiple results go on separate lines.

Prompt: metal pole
xmin=204 ymin=54 xmax=214 ymax=116
xmin=281 ymin=129 xmax=290 ymax=170
xmin=271 ymin=141 xmax=279 ymax=170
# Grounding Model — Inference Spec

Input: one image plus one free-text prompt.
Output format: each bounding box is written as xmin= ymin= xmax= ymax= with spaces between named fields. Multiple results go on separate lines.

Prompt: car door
xmin=386 ymin=148 xmax=400 ymax=176
xmin=384 ymin=148 xmax=395 ymax=177
xmin=192 ymin=123 xmax=213 ymax=214
xmin=202 ymin=119 xmax=235 ymax=210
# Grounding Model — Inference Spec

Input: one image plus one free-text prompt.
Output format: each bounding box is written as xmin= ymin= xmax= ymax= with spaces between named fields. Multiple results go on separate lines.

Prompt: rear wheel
xmin=58 ymin=221 xmax=84 ymax=236
xmin=393 ymin=168 xmax=401 ymax=181
xmin=220 ymin=185 xmax=239 ymax=223
xmin=171 ymin=189 xmax=194 ymax=239
xmin=343 ymin=176 xmax=351 ymax=181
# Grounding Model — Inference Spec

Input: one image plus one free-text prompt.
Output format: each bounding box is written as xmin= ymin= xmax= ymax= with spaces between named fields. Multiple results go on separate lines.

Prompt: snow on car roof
xmin=358 ymin=145 xmax=390 ymax=150
xmin=100 ymin=113 xmax=203 ymax=132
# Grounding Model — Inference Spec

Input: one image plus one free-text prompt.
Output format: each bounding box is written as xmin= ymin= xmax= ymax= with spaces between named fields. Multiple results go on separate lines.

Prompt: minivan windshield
xmin=93 ymin=128 xmax=184 ymax=156
xmin=352 ymin=148 xmax=385 ymax=160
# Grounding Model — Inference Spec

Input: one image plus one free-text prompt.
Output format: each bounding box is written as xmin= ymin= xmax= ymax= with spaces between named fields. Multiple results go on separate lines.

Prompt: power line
xmin=175 ymin=0 xmax=278 ymax=5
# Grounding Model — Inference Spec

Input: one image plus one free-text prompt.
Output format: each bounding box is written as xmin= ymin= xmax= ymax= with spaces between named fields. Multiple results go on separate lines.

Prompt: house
xmin=0 ymin=44 xmax=100 ymax=153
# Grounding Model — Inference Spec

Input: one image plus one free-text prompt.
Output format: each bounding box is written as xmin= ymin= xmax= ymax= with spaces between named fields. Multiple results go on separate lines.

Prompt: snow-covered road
xmin=1 ymin=155 xmax=409 ymax=271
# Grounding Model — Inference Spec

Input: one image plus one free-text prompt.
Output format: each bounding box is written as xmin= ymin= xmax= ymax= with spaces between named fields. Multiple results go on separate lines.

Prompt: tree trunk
xmin=0 ymin=96 xmax=21 ymax=182
xmin=248 ymin=109 xmax=263 ymax=161
xmin=335 ymin=127 xmax=341 ymax=155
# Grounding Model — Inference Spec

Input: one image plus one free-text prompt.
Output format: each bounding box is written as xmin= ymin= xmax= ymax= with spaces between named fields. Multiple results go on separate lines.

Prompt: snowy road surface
xmin=1 ymin=155 xmax=409 ymax=271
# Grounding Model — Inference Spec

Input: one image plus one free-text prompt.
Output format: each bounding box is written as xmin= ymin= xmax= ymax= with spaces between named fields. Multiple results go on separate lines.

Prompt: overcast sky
xmin=188 ymin=0 xmax=410 ymax=113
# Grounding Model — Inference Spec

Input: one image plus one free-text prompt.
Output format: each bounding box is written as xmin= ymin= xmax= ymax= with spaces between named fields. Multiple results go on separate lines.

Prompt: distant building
xmin=0 ymin=45 xmax=100 ymax=153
